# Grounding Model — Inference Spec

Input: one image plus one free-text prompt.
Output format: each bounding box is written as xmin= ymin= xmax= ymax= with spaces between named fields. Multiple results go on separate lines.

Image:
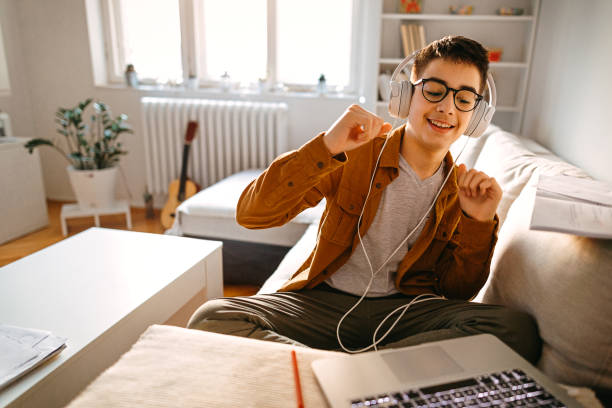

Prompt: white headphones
xmin=388 ymin=50 xmax=497 ymax=138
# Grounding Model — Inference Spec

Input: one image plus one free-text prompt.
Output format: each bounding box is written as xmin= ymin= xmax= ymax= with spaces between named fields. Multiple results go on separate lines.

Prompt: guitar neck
xmin=177 ymin=144 xmax=191 ymax=201
xmin=175 ymin=120 xmax=198 ymax=203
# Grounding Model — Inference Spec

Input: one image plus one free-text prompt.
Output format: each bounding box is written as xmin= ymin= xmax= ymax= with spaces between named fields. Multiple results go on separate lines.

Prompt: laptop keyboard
xmin=349 ymin=369 xmax=567 ymax=407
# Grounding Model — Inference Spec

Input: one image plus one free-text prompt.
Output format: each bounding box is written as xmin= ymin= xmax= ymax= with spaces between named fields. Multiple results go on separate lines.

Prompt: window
xmin=101 ymin=0 xmax=356 ymax=91
xmin=118 ymin=0 xmax=183 ymax=82
xmin=275 ymin=0 xmax=353 ymax=88
xmin=199 ymin=0 xmax=268 ymax=84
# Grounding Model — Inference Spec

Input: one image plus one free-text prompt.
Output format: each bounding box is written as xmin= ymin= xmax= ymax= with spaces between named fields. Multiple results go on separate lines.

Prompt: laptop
xmin=312 ymin=334 xmax=580 ymax=407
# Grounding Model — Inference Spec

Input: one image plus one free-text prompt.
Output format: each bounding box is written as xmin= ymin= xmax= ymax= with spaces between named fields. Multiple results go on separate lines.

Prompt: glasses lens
xmin=455 ymin=90 xmax=479 ymax=111
xmin=422 ymin=81 xmax=447 ymax=102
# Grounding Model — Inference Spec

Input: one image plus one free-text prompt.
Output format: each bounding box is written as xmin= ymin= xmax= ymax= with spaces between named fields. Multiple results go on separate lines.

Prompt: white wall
xmin=0 ymin=17 xmax=10 ymax=92
xmin=0 ymin=0 xmax=35 ymax=137
xmin=522 ymin=0 xmax=612 ymax=183
xmin=3 ymin=0 xmax=359 ymax=205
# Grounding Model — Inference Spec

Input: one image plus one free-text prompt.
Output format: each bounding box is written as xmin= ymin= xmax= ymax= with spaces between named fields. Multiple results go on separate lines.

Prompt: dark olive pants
xmin=188 ymin=283 xmax=542 ymax=364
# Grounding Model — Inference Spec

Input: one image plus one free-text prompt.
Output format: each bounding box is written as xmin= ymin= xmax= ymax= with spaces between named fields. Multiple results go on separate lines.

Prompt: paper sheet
xmin=530 ymin=175 xmax=612 ymax=239
xmin=537 ymin=175 xmax=612 ymax=207
xmin=530 ymin=195 xmax=612 ymax=239
xmin=0 ymin=324 xmax=67 ymax=389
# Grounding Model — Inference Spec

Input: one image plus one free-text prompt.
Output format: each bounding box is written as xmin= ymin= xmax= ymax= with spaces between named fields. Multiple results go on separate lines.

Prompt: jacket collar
xmin=376 ymin=124 xmax=458 ymax=198
xmin=440 ymin=152 xmax=458 ymax=198
xmin=376 ymin=125 xmax=403 ymax=169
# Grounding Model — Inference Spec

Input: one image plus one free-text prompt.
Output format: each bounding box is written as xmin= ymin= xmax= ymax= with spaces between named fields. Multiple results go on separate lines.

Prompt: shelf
xmin=379 ymin=58 xmax=528 ymax=69
xmin=382 ymin=13 xmax=534 ymax=22
xmin=374 ymin=0 xmax=540 ymax=133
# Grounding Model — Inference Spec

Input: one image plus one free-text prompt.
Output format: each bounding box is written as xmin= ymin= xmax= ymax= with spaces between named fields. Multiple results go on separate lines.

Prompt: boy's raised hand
xmin=456 ymin=164 xmax=502 ymax=222
xmin=323 ymin=104 xmax=392 ymax=156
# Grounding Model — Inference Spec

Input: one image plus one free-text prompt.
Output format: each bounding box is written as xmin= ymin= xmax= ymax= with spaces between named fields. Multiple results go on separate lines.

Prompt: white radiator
xmin=141 ymin=97 xmax=289 ymax=194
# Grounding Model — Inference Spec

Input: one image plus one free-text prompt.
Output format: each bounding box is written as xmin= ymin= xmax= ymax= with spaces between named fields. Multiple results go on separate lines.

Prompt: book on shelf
xmin=400 ymin=23 xmax=426 ymax=57
xmin=417 ymin=24 xmax=426 ymax=48
xmin=400 ymin=24 xmax=411 ymax=57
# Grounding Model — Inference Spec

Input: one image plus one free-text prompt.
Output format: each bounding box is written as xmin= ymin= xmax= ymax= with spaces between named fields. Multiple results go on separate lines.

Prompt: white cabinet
xmin=372 ymin=0 xmax=540 ymax=133
xmin=0 ymin=138 xmax=48 ymax=244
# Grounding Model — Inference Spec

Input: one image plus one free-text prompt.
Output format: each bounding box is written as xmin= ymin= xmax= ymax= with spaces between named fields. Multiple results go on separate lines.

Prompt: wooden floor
xmin=0 ymin=200 xmax=259 ymax=297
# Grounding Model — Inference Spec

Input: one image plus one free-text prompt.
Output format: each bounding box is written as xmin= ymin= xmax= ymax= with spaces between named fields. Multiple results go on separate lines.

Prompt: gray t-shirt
xmin=325 ymin=155 xmax=445 ymax=297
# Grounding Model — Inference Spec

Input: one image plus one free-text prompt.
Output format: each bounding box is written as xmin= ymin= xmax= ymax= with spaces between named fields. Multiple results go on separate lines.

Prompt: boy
xmin=188 ymin=36 xmax=541 ymax=363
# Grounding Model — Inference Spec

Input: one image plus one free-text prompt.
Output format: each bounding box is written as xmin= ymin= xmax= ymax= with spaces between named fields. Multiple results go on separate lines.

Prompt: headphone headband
xmin=390 ymin=51 xmax=497 ymax=108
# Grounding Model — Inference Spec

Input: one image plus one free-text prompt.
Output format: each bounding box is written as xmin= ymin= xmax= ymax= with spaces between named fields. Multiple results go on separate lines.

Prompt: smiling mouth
xmin=428 ymin=118 xmax=455 ymax=130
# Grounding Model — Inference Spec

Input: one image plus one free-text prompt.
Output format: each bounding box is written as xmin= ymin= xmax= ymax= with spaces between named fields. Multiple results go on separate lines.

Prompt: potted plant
xmin=25 ymin=98 xmax=133 ymax=208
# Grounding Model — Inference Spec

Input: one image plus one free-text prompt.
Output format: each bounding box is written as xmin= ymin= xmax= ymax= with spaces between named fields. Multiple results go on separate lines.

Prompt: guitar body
xmin=160 ymin=121 xmax=200 ymax=229
xmin=160 ymin=178 xmax=198 ymax=229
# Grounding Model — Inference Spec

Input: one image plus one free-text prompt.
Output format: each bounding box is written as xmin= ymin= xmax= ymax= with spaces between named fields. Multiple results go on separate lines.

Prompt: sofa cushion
xmin=473 ymin=131 xmax=589 ymax=226
xmin=481 ymin=178 xmax=612 ymax=390
xmin=177 ymin=169 xmax=324 ymax=225
xmin=172 ymin=169 xmax=325 ymax=247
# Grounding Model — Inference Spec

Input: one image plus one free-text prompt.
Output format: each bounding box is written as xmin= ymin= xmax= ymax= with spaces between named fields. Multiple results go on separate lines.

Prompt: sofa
xmin=70 ymin=125 xmax=609 ymax=407
xmin=256 ymin=124 xmax=612 ymax=401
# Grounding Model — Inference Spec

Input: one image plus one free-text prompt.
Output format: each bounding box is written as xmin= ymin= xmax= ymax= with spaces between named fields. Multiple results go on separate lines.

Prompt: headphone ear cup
xmin=388 ymin=80 xmax=413 ymax=119
xmin=464 ymin=101 xmax=490 ymax=138
xmin=388 ymin=80 xmax=402 ymax=119
xmin=398 ymin=81 xmax=413 ymax=119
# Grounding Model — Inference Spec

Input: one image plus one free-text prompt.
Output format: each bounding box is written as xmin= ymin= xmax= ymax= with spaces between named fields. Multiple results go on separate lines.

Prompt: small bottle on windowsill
xmin=317 ymin=74 xmax=327 ymax=95
xmin=125 ymin=64 xmax=139 ymax=88
xmin=221 ymin=71 xmax=231 ymax=92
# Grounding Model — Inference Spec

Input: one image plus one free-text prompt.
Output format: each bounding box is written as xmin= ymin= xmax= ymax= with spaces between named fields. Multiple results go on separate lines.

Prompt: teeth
xmin=430 ymin=119 xmax=453 ymax=128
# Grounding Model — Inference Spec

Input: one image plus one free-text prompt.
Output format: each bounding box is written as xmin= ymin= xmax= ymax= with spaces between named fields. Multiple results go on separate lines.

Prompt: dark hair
xmin=413 ymin=36 xmax=489 ymax=93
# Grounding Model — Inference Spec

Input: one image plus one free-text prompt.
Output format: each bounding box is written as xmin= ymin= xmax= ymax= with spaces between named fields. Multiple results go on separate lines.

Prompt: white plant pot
xmin=67 ymin=165 xmax=119 ymax=209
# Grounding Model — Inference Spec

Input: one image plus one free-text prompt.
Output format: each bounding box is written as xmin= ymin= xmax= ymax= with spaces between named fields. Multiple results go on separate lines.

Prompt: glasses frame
xmin=414 ymin=78 xmax=483 ymax=112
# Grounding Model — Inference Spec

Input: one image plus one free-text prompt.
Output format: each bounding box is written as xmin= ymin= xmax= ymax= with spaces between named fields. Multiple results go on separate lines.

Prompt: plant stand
xmin=60 ymin=200 xmax=132 ymax=236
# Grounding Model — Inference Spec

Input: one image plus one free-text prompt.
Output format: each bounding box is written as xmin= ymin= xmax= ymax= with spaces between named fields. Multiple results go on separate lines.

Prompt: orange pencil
xmin=291 ymin=350 xmax=305 ymax=408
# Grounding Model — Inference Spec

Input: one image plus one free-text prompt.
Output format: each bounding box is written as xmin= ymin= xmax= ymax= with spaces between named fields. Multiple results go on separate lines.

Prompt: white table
xmin=0 ymin=228 xmax=223 ymax=408
xmin=60 ymin=200 xmax=132 ymax=236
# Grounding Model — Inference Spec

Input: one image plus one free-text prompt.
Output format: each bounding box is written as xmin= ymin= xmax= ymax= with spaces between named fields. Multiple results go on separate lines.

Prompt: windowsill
xmin=95 ymin=83 xmax=361 ymax=102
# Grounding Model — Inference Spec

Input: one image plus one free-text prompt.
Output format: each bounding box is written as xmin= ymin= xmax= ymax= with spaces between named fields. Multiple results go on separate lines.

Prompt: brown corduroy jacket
xmin=236 ymin=126 xmax=499 ymax=300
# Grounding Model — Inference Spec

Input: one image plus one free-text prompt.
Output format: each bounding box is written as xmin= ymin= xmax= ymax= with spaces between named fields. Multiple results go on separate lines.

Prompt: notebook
xmin=311 ymin=334 xmax=580 ymax=407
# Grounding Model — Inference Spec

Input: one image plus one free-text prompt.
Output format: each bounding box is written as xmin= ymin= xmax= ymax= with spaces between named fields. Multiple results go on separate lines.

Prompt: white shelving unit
xmin=373 ymin=0 xmax=540 ymax=133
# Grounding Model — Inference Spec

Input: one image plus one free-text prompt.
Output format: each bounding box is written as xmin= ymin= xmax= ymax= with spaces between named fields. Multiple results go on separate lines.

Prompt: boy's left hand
xmin=456 ymin=164 xmax=502 ymax=222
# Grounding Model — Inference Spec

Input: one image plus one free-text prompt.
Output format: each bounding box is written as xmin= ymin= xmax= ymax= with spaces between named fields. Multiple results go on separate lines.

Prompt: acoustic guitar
xmin=161 ymin=121 xmax=199 ymax=228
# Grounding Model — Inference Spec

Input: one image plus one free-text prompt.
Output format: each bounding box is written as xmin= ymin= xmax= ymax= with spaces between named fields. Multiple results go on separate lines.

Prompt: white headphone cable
xmin=335 ymin=125 xmax=472 ymax=354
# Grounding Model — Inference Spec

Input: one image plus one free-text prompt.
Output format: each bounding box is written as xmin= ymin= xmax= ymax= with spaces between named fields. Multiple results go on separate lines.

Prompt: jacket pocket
xmin=320 ymin=187 xmax=363 ymax=246
xmin=434 ymin=224 xmax=452 ymax=243
xmin=425 ymin=221 xmax=455 ymax=267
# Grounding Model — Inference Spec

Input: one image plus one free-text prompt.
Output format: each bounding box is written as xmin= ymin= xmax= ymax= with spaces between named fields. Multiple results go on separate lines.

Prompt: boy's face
xmin=406 ymin=58 xmax=482 ymax=153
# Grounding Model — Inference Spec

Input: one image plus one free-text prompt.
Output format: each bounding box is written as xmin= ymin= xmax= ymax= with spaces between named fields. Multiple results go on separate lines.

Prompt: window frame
xmin=99 ymin=0 xmax=361 ymax=93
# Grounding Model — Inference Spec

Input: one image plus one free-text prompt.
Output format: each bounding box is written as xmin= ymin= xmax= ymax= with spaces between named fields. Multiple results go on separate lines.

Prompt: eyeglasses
xmin=414 ymin=78 xmax=483 ymax=112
